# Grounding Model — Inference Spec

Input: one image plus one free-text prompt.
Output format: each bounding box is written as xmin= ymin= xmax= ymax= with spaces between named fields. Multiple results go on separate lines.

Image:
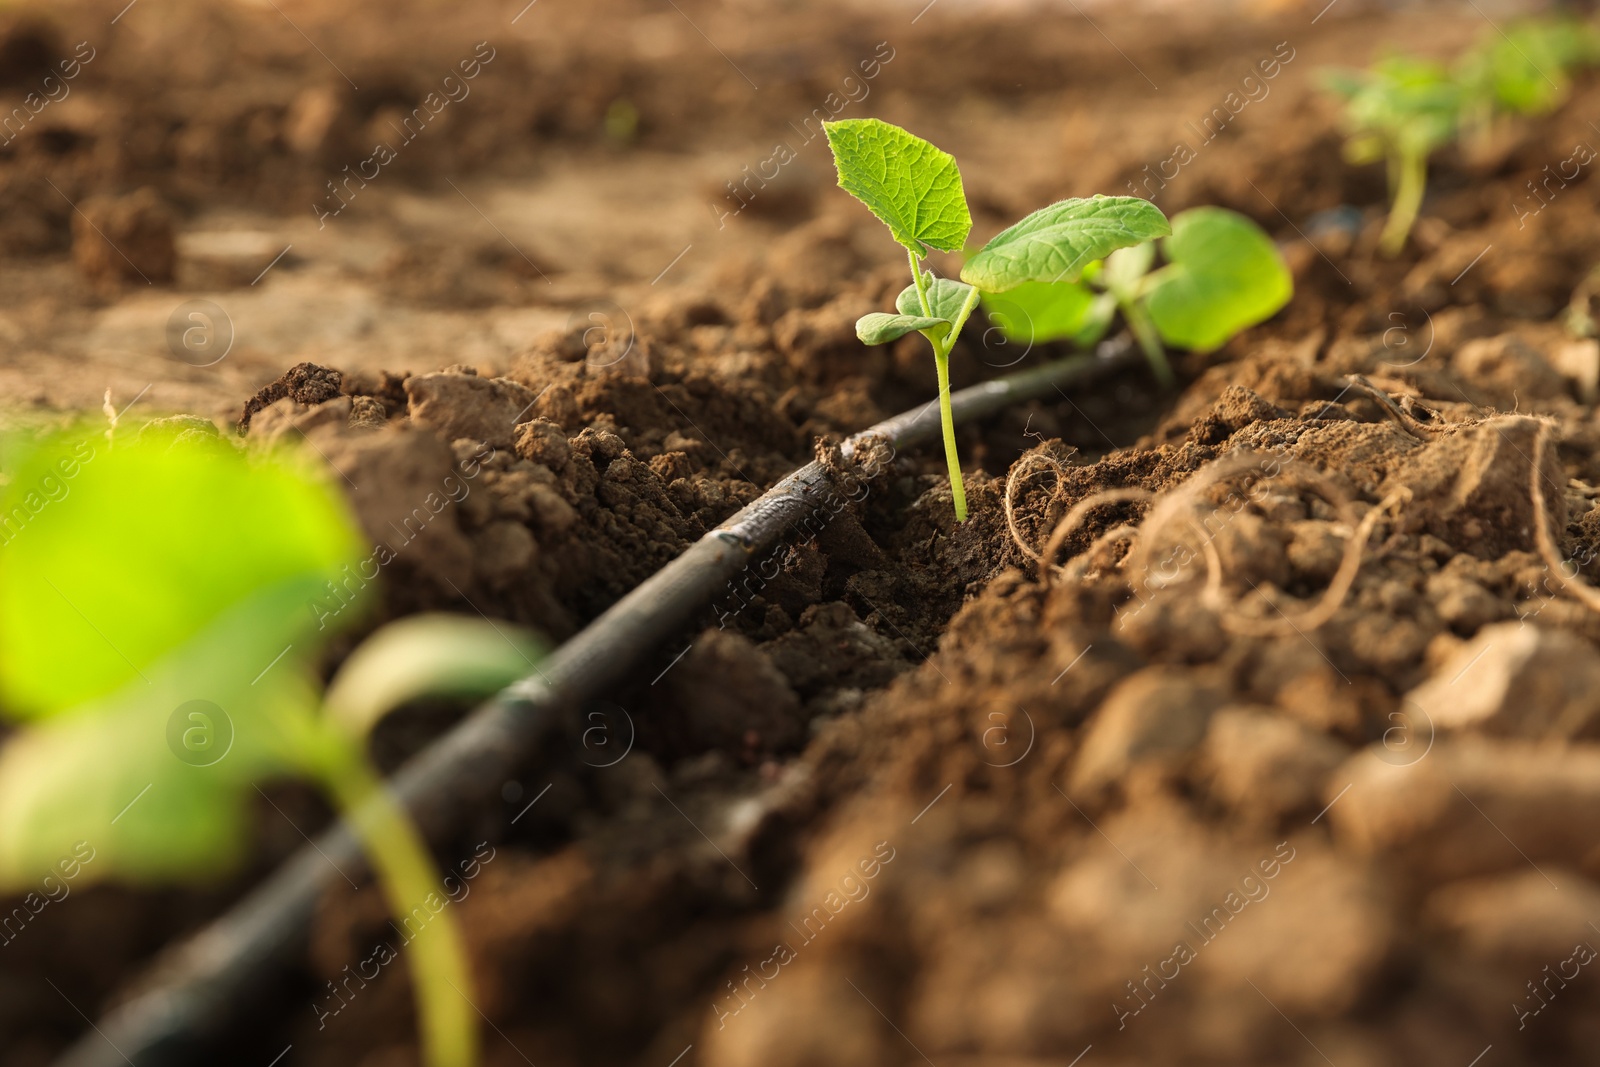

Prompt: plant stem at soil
xmin=932 ymin=346 xmax=967 ymax=521
xmin=1380 ymin=146 xmax=1427 ymax=257
xmin=322 ymin=746 xmax=478 ymax=1067
xmin=907 ymin=247 xmax=974 ymax=522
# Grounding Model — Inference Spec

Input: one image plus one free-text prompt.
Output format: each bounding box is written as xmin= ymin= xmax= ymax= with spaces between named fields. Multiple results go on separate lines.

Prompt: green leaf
xmin=868 ymin=275 xmax=983 ymax=345
xmin=978 ymin=280 xmax=1097 ymax=344
xmin=896 ymin=274 xmax=977 ymax=323
xmin=1324 ymin=56 xmax=1462 ymax=160
xmin=0 ymin=578 xmax=343 ymax=888
xmin=0 ymin=434 xmax=364 ymax=718
xmin=1077 ymin=292 xmax=1120 ymax=347
xmin=1101 ymin=241 xmax=1156 ymax=301
xmin=857 ymin=312 xmax=946 ymax=345
xmin=823 ymin=118 xmax=972 ymax=255
xmin=1143 ymin=207 xmax=1293 ymax=353
xmin=1456 ymin=18 xmax=1596 ymax=117
xmin=961 ymin=196 xmax=1171 ymax=292
xmin=0 ymin=432 xmax=366 ymax=887
xmin=0 ymin=420 xmax=386 ymax=890
xmin=324 ymin=614 xmax=545 ymax=738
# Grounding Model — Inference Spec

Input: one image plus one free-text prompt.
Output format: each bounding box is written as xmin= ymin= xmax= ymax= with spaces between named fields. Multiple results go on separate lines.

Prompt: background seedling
xmin=1323 ymin=56 xmax=1462 ymax=257
xmin=981 ymin=207 xmax=1292 ymax=385
xmin=0 ymin=432 xmax=542 ymax=1067
xmin=825 ymin=117 xmax=1167 ymax=521
xmin=1323 ymin=15 xmax=1600 ymax=256
xmin=1456 ymin=16 xmax=1600 ymax=146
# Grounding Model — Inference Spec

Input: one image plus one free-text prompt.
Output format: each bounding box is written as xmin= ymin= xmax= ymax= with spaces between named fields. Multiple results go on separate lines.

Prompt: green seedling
xmin=824 ymin=118 xmax=1168 ymax=521
xmin=0 ymin=432 xmax=543 ymax=1067
xmin=1323 ymin=16 xmax=1600 ymax=256
xmin=1456 ymin=16 xmax=1600 ymax=139
xmin=981 ymin=207 xmax=1292 ymax=386
xmin=1323 ymin=56 xmax=1462 ymax=257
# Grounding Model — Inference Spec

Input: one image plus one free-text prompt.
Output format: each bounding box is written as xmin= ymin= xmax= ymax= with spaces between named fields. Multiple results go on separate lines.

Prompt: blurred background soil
xmin=13 ymin=1 xmax=1600 ymax=1066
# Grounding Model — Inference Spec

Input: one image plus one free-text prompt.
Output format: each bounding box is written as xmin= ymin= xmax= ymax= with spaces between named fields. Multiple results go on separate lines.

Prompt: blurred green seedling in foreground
xmin=824 ymin=117 xmax=1168 ymax=521
xmin=979 ymin=207 xmax=1292 ymax=386
xmin=0 ymin=431 xmax=543 ymax=1067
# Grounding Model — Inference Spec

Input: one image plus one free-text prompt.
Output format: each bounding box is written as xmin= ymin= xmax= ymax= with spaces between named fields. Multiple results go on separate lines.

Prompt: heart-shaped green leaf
xmin=978 ymin=280 xmax=1097 ymax=344
xmin=1143 ymin=207 xmax=1293 ymax=353
xmin=0 ymin=426 xmax=486 ymax=1055
xmin=961 ymin=196 xmax=1170 ymax=292
xmin=0 ymin=433 xmax=364 ymax=718
xmin=824 ymin=118 xmax=972 ymax=255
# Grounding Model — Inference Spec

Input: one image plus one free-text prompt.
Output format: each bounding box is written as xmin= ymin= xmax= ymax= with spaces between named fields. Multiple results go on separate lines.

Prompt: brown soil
xmin=11 ymin=1 xmax=1600 ymax=1066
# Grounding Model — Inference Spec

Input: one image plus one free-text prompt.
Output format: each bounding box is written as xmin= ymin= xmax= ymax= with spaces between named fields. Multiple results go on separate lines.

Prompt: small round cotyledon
xmin=165 ymin=699 xmax=234 ymax=767
xmin=164 ymin=300 xmax=234 ymax=368
xmin=565 ymin=300 xmax=635 ymax=369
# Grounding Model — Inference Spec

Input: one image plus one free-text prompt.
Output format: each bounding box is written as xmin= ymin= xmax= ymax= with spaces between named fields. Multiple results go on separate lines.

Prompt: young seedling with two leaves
xmin=979 ymin=206 xmax=1293 ymax=388
xmin=824 ymin=118 xmax=1169 ymax=521
xmin=0 ymin=431 xmax=545 ymax=1067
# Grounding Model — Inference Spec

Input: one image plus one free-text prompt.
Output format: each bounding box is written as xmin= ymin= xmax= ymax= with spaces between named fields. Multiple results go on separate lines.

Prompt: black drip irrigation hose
xmin=55 ymin=339 xmax=1140 ymax=1067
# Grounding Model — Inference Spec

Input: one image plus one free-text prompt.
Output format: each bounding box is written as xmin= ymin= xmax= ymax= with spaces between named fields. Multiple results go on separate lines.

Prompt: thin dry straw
xmin=1036 ymin=486 xmax=1152 ymax=583
xmin=1027 ymin=449 xmax=1405 ymax=637
xmin=1191 ymin=485 xmax=1408 ymax=636
xmin=1003 ymin=449 xmax=1070 ymax=566
xmin=1003 ymin=450 xmax=1140 ymax=578
xmin=1131 ymin=451 xmax=1401 ymax=637
xmin=52 ymin=341 xmax=1145 ymax=1067
xmin=1342 ymin=373 xmax=1451 ymax=439
xmin=1530 ymin=418 xmax=1600 ymax=613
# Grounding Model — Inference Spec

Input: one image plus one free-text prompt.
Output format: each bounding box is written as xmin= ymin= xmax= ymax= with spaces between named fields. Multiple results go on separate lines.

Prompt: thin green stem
xmin=321 ymin=745 xmax=478 ymax=1067
xmin=1380 ymin=147 xmax=1427 ymax=258
xmin=946 ymin=282 xmax=982 ymax=341
xmin=933 ymin=344 xmax=967 ymax=521
xmin=1122 ymin=297 xmax=1174 ymax=388
xmin=907 ymin=247 xmax=933 ymax=316
xmin=906 ymin=246 xmax=973 ymax=522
